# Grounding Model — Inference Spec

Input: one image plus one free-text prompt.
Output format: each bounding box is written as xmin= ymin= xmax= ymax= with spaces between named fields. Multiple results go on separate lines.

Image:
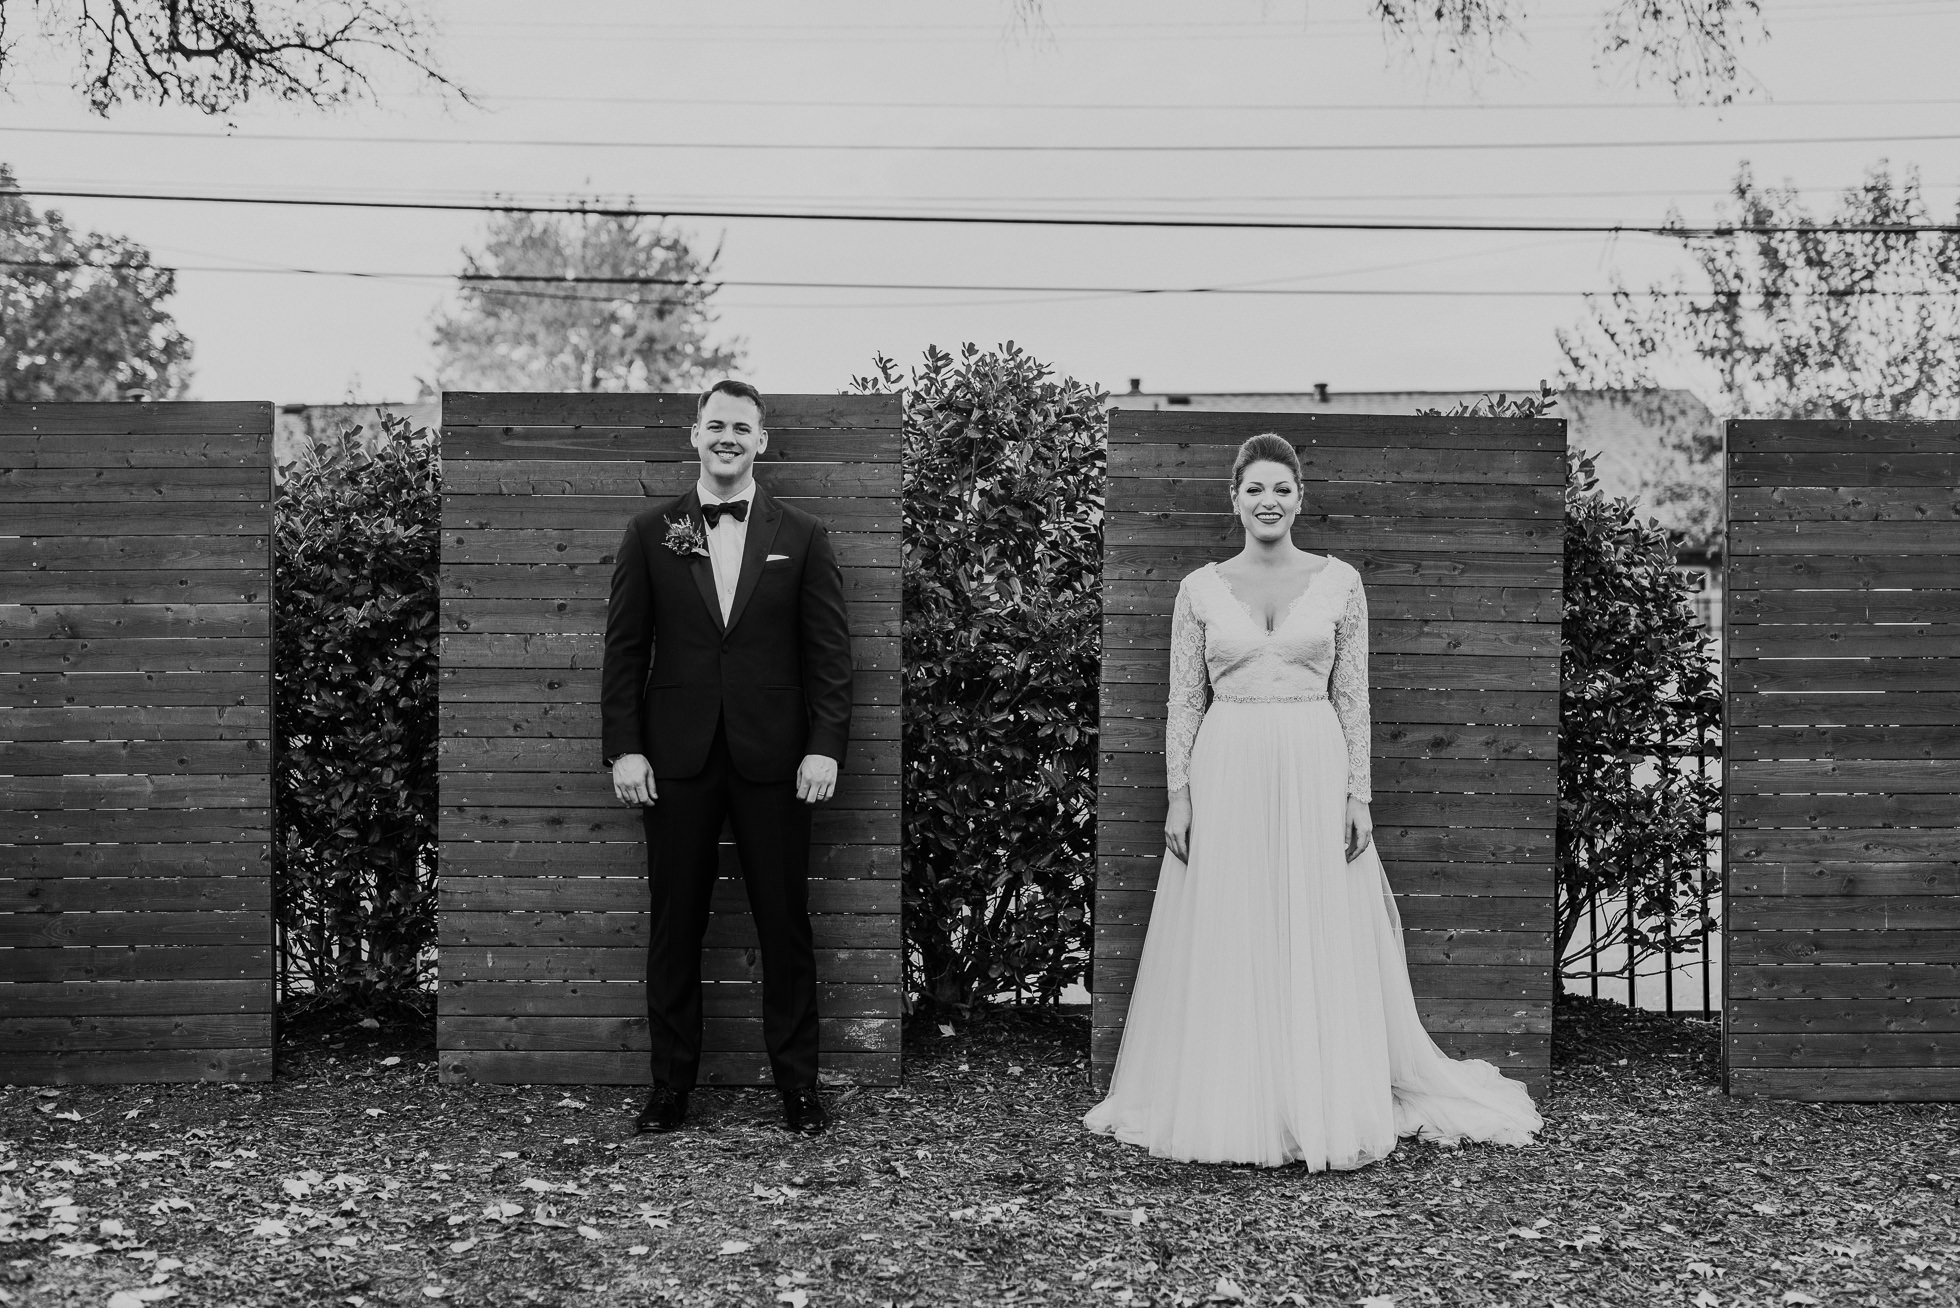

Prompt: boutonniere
xmin=662 ymin=515 xmax=709 ymax=558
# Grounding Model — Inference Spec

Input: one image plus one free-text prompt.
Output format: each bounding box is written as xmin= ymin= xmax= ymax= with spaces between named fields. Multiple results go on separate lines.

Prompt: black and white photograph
xmin=2 ymin=2 xmax=1958 ymax=1305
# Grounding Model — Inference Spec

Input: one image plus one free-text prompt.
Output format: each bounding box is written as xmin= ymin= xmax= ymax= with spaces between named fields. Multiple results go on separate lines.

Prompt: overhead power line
xmin=8 ymin=256 xmax=1960 ymax=302
xmin=11 ymin=185 xmax=1960 ymax=238
xmin=10 ymin=122 xmax=1960 ymax=155
xmin=481 ymin=92 xmax=1960 ymax=113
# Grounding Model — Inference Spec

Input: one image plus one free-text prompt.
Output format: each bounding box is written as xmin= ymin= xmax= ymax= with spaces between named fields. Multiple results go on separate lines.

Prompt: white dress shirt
xmin=697 ymin=479 xmax=756 ymax=625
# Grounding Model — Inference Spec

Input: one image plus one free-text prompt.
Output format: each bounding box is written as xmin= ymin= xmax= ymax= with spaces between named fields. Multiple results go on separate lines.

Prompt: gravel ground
xmin=3 ymin=996 xmax=1957 ymax=1307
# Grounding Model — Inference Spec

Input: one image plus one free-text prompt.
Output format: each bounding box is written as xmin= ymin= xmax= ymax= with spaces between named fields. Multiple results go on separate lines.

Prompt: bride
xmin=1084 ymin=433 xmax=1543 ymax=1169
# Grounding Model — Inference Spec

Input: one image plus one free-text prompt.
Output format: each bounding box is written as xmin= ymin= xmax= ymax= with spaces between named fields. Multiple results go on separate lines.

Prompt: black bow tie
xmin=701 ymin=500 xmax=749 ymax=527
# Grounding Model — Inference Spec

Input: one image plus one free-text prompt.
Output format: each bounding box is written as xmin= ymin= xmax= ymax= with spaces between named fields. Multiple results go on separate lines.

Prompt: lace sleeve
xmin=1329 ymin=566 xmax=1373 ymax=803
xmin=1164 ymin=577 xmax=1208 ymax=792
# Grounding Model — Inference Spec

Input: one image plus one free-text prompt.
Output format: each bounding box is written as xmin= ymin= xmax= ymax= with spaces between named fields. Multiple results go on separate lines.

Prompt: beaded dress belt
xmin=1211 ymin=690 xmax=1329 ymax=704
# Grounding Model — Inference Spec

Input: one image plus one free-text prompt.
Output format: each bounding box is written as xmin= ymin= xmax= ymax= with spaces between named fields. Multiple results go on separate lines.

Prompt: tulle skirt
xmin=1083 ymin=697 xmax=1543 ymax=1169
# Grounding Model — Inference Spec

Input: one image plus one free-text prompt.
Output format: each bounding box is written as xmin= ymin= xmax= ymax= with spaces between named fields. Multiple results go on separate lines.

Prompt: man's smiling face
xmin=691 ymin=390 xmax=768 ymax=487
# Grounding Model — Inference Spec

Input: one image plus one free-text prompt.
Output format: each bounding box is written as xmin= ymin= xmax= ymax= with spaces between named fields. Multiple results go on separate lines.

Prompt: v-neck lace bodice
xmin=1164 ymin=558 xmax=1372 ymax=800
xmin=1212 ymin=558 xmax=1331 ymax=636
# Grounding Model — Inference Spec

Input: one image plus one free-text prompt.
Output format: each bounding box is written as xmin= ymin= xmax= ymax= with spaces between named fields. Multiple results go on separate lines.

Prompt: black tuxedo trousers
xmin=642 ymin=716 xmax=816 ymax=1091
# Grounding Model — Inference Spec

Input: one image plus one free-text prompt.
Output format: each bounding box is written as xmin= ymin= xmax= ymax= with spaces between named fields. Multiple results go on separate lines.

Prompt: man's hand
xmin=612 ymin=754 xmax=656 ymax=806
xmin=796 ymin=754 xmax=838 ymax=804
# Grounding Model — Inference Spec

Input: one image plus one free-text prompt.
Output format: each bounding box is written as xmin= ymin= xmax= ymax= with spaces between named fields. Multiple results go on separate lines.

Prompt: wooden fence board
xmin=4 ymin=980 xmax=271 ymax=1016
xmin=1092 ymin=410 xmax=1561 ymax=1102
xmin=0 ymin=402 xmax=274 ymax=1085
xmin=1 ymin=571 xmax=269 ymax=604
xmin=1 ymin=1050 xmax=273 ymax=1085
xmin=0 ymin=539 xmax=267 ymax=573
xmin=1725 ymin=419 xmax=1960 ymax=1101
xmin=1729 ymin=451 xmax=1960 ymax=487
xmin=1731 ymin=521 xmax=1960 ymax=554
xmin=1728 ymin=998 xmax=1960 ymax=1033
xmin=436 ymin=393 xmax=903 ymax=1086
xmin=1729 ymin=554 xmax=1960 ymax=591
xmin=1728 ymin=486 xmax=1960 ymax=521
xmin=0 ymin=467 xmax=269 ymax=501
xmin=1727 ymin=1068 xmax=1960 ymax=1101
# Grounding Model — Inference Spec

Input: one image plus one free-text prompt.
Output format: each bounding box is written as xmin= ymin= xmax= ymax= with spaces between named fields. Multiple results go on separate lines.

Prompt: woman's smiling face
xmin=1232 ymin=458 xmax=1302 ymax=542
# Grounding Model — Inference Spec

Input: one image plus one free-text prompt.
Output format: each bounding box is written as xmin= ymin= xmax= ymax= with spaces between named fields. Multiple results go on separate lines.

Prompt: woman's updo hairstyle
xmin=1231 ymin=432 xmax=1303 ymax=490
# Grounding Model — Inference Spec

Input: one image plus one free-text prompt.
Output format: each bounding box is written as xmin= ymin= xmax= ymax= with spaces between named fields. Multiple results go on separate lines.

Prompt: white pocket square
xmin=766 ymin=553 xmax=791 ymax=562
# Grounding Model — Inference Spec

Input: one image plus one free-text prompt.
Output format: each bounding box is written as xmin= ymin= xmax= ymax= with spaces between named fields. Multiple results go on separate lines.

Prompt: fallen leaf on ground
xmin=107 ymin=1289 xmax=176 ymax=1308
xmin=718 ymin=1240 xmax=752 ymax=1256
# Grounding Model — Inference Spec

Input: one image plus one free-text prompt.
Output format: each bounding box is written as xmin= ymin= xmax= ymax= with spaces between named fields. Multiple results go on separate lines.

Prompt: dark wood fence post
xmin=1094 ymin=411 xmax=1565 ymax=1100
xmin=1725 ymin=418 xmax=1960 ymax=1101
xmin=435 ymin=393 xmax=903 ymax=1086
xmin=1 ymin=402 xmax=276 ymax=1084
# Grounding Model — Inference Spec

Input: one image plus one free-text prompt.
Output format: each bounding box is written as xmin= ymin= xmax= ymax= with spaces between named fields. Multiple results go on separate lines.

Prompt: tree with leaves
xmin=430 ymin=212 xmax=744 ymax=394
xmin=0 ymin=164 xmax=192 ymax=401
xmin=1562 ymin=163 xmax=1960 ymax=421
xmin=0 ymin=0 xmax=453 ymax=113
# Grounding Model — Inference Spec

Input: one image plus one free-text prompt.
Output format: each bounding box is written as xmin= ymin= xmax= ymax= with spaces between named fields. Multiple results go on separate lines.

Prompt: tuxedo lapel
xmin=725 ymin=485 xmax=783 ymax=636
xmin=676 ymin=488 xmax=725 ymax=635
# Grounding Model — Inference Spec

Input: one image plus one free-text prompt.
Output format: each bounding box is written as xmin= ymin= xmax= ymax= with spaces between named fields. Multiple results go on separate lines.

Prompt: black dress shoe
xmin=781 ymin=1086 xmax=828 ymax=1136
xmin=635 ymin=1084 xmax=688 ymax=1134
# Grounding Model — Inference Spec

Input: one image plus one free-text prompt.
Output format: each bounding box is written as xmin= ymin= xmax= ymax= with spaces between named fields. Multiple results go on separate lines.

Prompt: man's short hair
xmin=696 ymin=378 xmax=766 ymax=426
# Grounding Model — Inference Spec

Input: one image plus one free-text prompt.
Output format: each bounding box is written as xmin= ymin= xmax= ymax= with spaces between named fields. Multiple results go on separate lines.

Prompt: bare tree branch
xmin=1373 ymin=1 xmax=1766 ymax=105
xmin=0 ymin=0 xmax=465 ymax=115
xmin=1596 ymin=0 xmax=1765 ymax=106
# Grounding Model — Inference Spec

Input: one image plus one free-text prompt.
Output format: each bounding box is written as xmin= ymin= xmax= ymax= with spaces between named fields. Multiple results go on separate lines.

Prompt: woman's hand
xmin=1164 ymin=788 xmax=1193 ymax=863
xmin=1345 ymin=796 xmax=1373 ymax=863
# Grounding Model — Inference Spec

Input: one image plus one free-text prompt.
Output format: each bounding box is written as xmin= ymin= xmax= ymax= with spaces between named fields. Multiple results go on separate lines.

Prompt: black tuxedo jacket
xmin=601 ymin=484 xmax=853 ymax=783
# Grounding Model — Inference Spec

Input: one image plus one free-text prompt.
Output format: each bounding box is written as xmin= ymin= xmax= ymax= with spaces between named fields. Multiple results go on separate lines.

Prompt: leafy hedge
xmin=273 ymin=414 xmax=441 ymax=1013
xmin=1558 ymin=452 xmax=1722 ymax=991
xmin=851 ymin=344 xmax=1107 ymax=1012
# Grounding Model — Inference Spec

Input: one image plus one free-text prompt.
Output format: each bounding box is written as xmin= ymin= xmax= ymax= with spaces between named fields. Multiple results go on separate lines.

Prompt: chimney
xmin=1314 ymin=382 xmax=1330 ymax=403
xmin=1128 ymin=378 xmax=1142 ymax=395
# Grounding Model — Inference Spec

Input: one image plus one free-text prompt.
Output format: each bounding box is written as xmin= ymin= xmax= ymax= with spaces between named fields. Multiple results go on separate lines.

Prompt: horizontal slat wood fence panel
xmin=436 ymin=393 xmax=902 ymax=1086
xmin=1093 ymin=411 xmax=1564 ymax=1099
xmin=0 ymin=402 xmax=275 ymax=1085
xmin=1725 ymin=419 xmax=1960 ymax=1101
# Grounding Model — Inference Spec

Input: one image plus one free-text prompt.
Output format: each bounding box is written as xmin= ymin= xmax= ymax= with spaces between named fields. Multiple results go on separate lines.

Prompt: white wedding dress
xmin=1084 ymin=558 xmax=1543 ymax=1168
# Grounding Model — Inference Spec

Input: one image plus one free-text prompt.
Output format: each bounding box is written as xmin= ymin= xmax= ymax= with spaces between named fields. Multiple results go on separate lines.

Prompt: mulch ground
xmin=4 ymin=996 xmax=1957 ymax=1308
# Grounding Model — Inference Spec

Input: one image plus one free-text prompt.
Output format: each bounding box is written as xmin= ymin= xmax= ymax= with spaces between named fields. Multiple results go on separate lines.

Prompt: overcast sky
xmin=4 ymin=0 xmax=1959 ymax=405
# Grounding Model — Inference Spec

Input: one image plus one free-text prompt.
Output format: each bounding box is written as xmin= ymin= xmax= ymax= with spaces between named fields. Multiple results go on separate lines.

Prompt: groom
xmin=601 ymin=379 xmax=854 ymax=1136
